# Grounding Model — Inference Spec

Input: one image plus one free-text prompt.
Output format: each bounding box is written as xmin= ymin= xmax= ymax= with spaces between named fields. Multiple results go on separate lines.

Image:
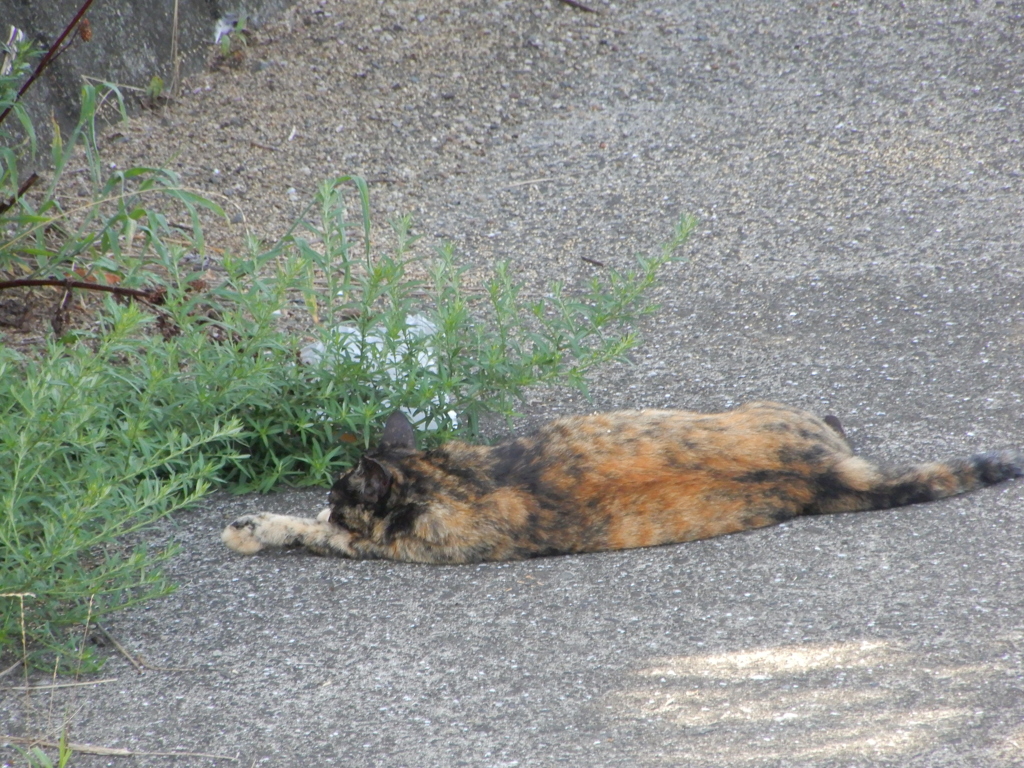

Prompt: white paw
xmin=222 ymin=513 xmax=268 ymax=555
xmin=315 ymin=506 xmax=332 ymax=522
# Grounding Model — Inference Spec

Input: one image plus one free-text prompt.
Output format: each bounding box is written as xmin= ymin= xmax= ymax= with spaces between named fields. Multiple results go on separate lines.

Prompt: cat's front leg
xmin=222 ymin=512 xmax=356 ymax=557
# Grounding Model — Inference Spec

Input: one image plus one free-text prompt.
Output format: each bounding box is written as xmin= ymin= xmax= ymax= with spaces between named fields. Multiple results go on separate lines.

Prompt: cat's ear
xmin=823 ymin=414 xmax=846 ymax=437
xmin=380 ymin=410 xmax=416 ymax=451
xmin=356 ymin=456 xmax=392 ymax=505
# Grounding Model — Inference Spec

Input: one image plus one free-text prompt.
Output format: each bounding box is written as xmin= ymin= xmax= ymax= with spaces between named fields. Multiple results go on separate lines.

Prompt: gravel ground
xmin=4 ymin=0 xmax=1024 ymax=766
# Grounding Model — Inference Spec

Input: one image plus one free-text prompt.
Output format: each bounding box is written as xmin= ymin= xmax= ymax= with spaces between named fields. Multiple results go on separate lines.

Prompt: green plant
xmin=0 ymin=41 xmax=241 ymax=670
xmin=216 ymin=11 xmax=250 ymax=62
xmin=0 ymin=311 xmax=242 ymax=669
xmin=144 ymin=74 xmax=164 ymax=101
xmin=18 ymin=732 xmax=73 ymax=768
xmin=0 ymin=39 xmax=694 ymax=669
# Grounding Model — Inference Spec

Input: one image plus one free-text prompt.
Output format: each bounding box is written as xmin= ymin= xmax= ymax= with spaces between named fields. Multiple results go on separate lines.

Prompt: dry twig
xmin=170 ymin=0 xmax=181 ymax=97
xmin=95 ymin=624 xmax=144 ymax=673
xmin=0 ymin=278 xmax=166 ymax=304
xmin=95 ymin=624 xmax=194 ymax=673
xmin=0 ymin=592 xmax=33 ymax=691
xmin=2 ymin=736 xmax=239 ymax=760
xmin=6 ymin=678 xmax=117 ymax=692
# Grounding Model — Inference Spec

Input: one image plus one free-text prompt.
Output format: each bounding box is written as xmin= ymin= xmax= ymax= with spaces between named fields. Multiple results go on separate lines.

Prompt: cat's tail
xmin=815 ymin=449 xmax=1023 ymax=514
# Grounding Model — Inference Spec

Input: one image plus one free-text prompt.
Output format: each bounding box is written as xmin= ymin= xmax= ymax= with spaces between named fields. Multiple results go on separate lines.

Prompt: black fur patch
xmin=735 ymin=469 xmax=805 ymax=485
xmin=823 ymin=415 xmax=845 ymax=437
xmin=972 ymin=451 xmax=1024 ymax=484
xmin=871 ymin=480 xmax=936 ymax=509
xmin=383 ymin=502 xmax=425 ymax=540
xmin=488 ymin=440 xmax=563 ymax=502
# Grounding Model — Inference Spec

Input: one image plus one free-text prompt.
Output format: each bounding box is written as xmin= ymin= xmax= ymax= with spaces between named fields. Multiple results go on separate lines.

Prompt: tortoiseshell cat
xmin=223 ymin=402 xmax=1022 ymax=564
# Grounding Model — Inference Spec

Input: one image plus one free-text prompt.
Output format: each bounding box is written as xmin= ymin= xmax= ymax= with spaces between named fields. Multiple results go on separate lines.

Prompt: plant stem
xmin=0 ymin=172 xmax=39 ymax=215
xmin=0 ymin=0 xmax=97 ymax=129
xmin=0 ymin=278 xmax=165 ymax=304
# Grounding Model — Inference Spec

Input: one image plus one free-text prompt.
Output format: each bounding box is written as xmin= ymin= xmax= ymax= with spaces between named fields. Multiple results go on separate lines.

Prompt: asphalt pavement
xmin=3 ymin=1 xmax=1024 ymax=766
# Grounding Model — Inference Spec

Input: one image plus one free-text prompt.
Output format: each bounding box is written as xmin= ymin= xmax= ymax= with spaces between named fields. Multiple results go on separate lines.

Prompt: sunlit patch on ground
xmin=613 ymin=639 xmax=1021 ymax=764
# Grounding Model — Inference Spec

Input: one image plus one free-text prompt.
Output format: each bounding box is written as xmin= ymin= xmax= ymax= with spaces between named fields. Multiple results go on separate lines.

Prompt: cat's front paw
xmin=222 ymin=513 xmax=269 ymax=555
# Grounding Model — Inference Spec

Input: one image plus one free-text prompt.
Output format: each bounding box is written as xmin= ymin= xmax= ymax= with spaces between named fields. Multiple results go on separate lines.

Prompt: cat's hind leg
xmin=222 ymin=511 xmax=355 ymax=557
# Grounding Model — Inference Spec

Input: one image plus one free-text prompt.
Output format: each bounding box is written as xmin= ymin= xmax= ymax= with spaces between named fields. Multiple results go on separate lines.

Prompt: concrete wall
xmin=0 ymin=0 xmax=292 ymax=145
